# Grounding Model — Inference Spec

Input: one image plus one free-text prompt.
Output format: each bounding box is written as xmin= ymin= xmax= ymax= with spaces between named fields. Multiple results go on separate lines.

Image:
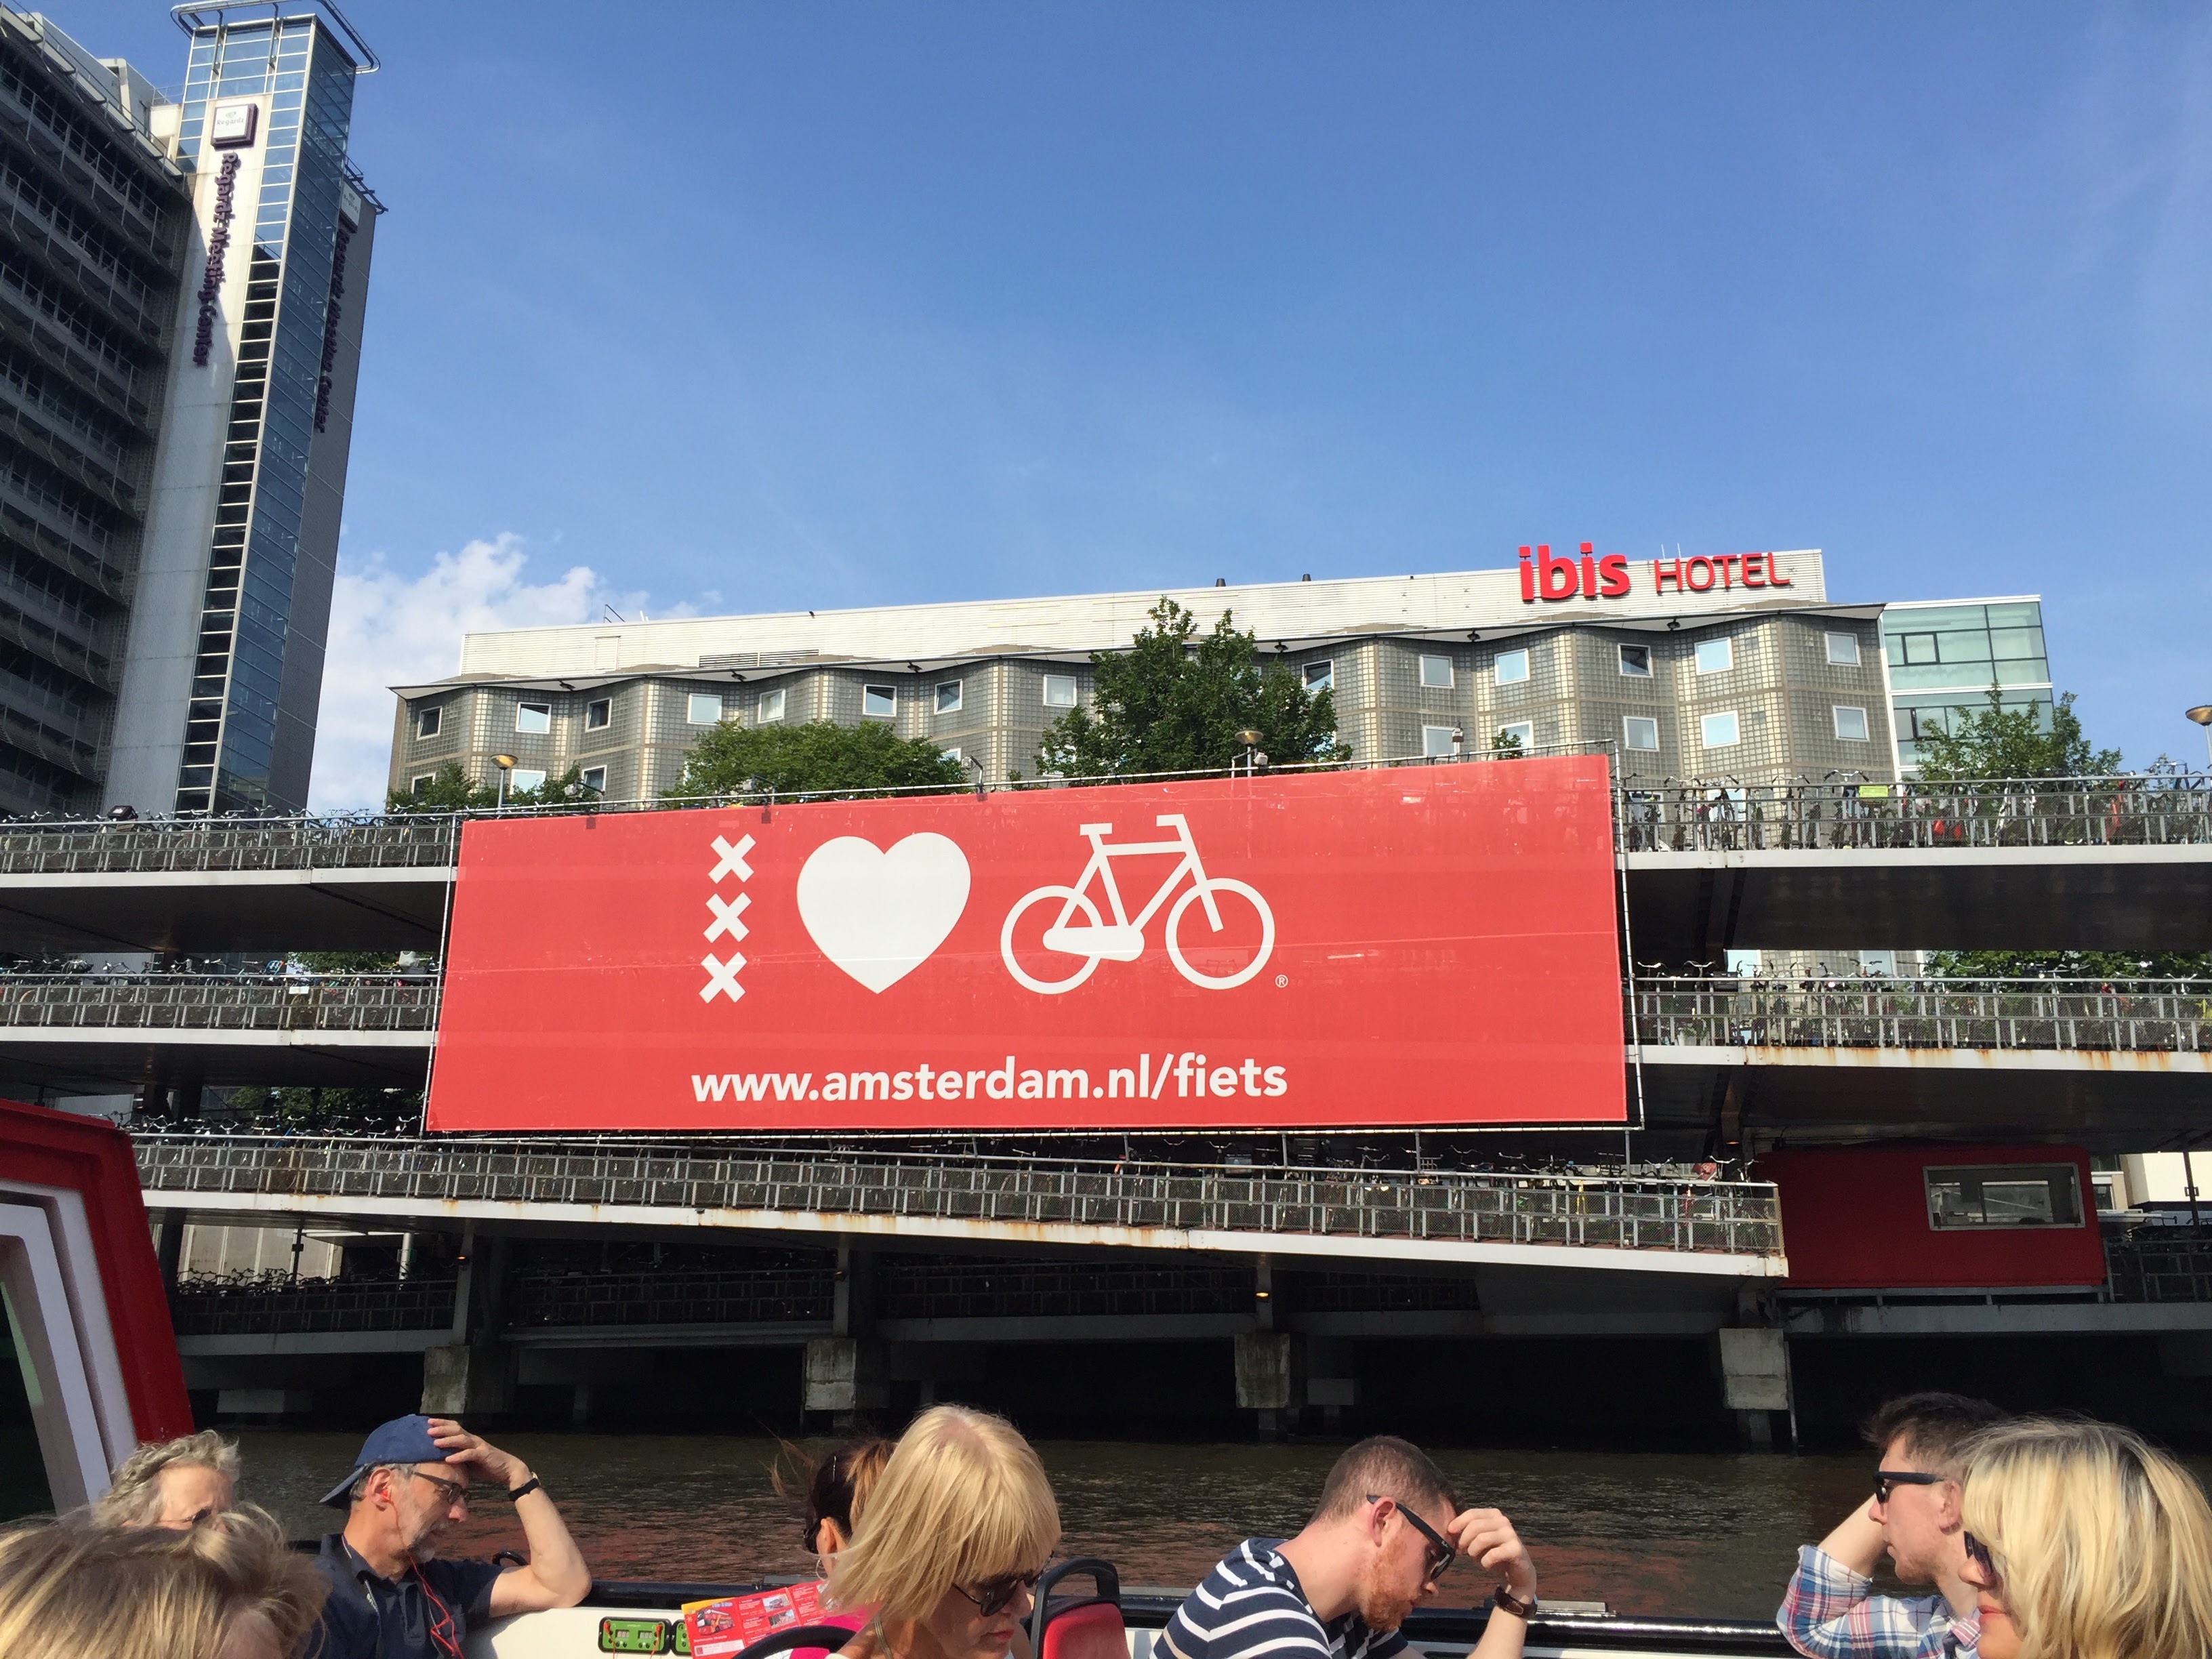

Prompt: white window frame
xmin=579 ymin=765 xmax=607 ymax=793
xmin=409 ymin=773 xmax=435 ymax=796
xmin=1694 ymin=638 xmax=1734 ymax=675
xmin=861 ymin=684 xmax=897 ymax=719
xmin=1494 ymin=720 xmax=1534 ymax=752
xmin=415 ymin=705 xmax=442 ymax=739
xmin=1622 ymin=716 xmax=1659 ymax=752
xmin=1859 ymin=949 xmax=1897 ymax=977
xmin=1924 ymin=1164 xmax=2085 ymax=1231
xmin=1419 ymin=653 xmax=1455 ymax=689
xmin=514 ymin=701 xmax=551 ymax=735
xmin=1700 ymin=711 xmax=1741 ymax=748
xmin=1825 ymin=632 xmax=1861 ymax=667
xmin=1617 ymin=643 xmax=1652 ymax=678
xmin=1042 ymin=674 xmax=1078 ymax=709
xmin=1493 ymin=649 xmax=1530 ymax=685
xmin=1832 ymin=704 xmax=1870 ymax=742
xmin=686 ymin=692 xmax=723 ymax=726
xmin=935 ymin=680 xmax=962 ymax=715
xmin=1421 ymin=724 xmax=1461 ymax=758
xmin=510 ymin=768 xmax=547 ymax=792
xmin=941 ymin=745 xmax=962 ymax=764
xmin=757 ymin=687 xmax=785 ymax=724
xmin=1303 ymin=660 xmax=1334 ymax=693
xmin=584 ymin=697 xmax=611 ymax=731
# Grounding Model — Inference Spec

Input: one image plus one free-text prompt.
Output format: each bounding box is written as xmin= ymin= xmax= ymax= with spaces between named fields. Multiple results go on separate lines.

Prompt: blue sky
xmin=62 ymin=2 xmax=2212 ymax=804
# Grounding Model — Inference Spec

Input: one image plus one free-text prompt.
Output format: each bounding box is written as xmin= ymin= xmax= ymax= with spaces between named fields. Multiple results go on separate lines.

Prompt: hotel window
xmin=757 ymin=688 xmax=785 ymax=723
xmin=687 ymin=693 xmax=723 ymax=726
xmin=1042 ymin=674 xmax=1078 ymax=708
xmin=1832 ymin=705 xmax=1870 ymax=741
xmin=1494 ymin=721 xmax=1534 ymax=753
xmin=579 ymin=765 xmax=607 ymax=793
xmin=1925 ymin=1164 xmax=2084 ymax=1230
xmin=511 ymin=768 xmax=547 ymax=792
xmin=584 ymin=698 xmax=611 ymax=731
xmin=1694 ymin=638 xmax=1734 ymax=675
xmin=514 ymin=701 xmax=551 ymax=735
xmin=409 ymin=773 xmax=435 ymax=796
xmin=1700 ymin=711 xmax=1740 ymax=747
xmin=1825 ymin=632 xmax=1861 ymax=667
xmin=415 ymin=705 xmax=442 ymax=739
xmin=1859 ymin=949 xmax=1896 ymax=976
xmin=1420 ymin=654 xmax=1454 ymax=689
xmin=1422 ymin=724 xmax=1460 ymax=758
xmin=1303 ymin=660 xmax=1334 ymax=693
xmin=1618 ymin=644 xmax=1652 ymax=678
xmin=863 ymin=684 xmax=896 ymax=718
xmin=1493 ymin=649 xmax=1529 ymax=685
xmin=936 ymin=680 xmax=962 ymax=715
xmin=941 ymin=746 xmax=962 ymax=764
xmin=1622 ymin=716 xmax=1660 ymax=751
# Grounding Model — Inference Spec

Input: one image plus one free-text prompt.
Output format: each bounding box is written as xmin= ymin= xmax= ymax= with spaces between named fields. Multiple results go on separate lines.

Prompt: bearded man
xmin=1158 ymin=1435 xmax=1538 ymax=1659
xmin=308 ymin=1414 xmax=590 ymax=1659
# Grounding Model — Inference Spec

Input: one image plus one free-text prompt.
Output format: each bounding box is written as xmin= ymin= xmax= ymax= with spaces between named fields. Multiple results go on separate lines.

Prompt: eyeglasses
xmin=954 ymin=1572 xmax=1042 ymax=1618
xmin=1368 ymin=1494 xmax=1456 ymax=1582
xmin=1962 ymin=1531 xmax=1999 ymax=1585
xmin=406 ymin=1469 xmax=471 ymax=1509
xmin=1872 ymin=1469 xmax=1945 ymax=1504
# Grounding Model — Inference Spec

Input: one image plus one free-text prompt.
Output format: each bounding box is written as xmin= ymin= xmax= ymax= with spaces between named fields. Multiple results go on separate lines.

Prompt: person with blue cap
xmin=306 ymin=1413 xmax=590 ymax=1659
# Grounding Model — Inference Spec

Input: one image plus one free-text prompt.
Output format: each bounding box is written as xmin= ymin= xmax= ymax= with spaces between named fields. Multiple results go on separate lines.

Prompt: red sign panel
xmin=426 ymin=759 xmax=1627 ymax=1132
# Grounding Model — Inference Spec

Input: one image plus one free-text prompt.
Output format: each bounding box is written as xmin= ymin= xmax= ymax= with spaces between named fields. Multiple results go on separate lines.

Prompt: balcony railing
xmin=507 ymin=1267 xmax=836 ymax=1328
xmin=0 ymin=972 xmax=439 ymax=1031
xmin=1632 ymin=977 xmax=2212 ymax=1053
xmin=168 ymin=1271 xmax=457 ymax=1336
xmin=133 ymin=1134 xmax=1784 ymax=1261
xmin=1624 ymin=775 xmax=2212 ymax=852
xmin=2105 ymin=1227 xmax=2212 ymax=1303
xmin=0 ymin=815 xmax=459 ymax=873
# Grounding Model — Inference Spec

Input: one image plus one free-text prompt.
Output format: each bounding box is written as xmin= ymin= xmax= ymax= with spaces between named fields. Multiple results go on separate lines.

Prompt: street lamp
xmin=2188 ymin=705 xmax=2212 ymax=772
xmin=1235 ymin=729 xmax=1265 ymax=777
xmin=491 ymin=754 xmax=517 ymax=809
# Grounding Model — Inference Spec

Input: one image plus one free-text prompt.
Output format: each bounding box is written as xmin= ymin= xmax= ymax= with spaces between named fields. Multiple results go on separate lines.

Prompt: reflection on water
xmin=229 ymin=1431 xmax=1905 ymax=1618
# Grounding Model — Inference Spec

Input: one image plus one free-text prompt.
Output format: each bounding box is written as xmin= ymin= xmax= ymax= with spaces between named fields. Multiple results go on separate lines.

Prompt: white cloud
xmin=308 ymin=533 xmax=610 ymax=811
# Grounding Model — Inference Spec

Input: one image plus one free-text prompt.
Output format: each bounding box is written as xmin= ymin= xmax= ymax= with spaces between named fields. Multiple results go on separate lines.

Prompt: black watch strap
xmin=1492 ymin=1587 xmax=1536 ymax=1620
xmin=506 ymin=1476 xmax=542 ymax=1502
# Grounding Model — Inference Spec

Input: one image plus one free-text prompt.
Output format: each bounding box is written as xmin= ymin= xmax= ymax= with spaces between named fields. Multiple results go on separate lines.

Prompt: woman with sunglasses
xmin=827 ymin=1405 xmax=1059 ymax=1659
xmin=1958 ymin=1417 xmax=2212 ymax=1659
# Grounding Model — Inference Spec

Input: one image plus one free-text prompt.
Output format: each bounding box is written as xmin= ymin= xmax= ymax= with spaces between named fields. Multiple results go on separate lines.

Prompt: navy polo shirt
xmin=310 ymin=1534 xmax=506 ymax=1659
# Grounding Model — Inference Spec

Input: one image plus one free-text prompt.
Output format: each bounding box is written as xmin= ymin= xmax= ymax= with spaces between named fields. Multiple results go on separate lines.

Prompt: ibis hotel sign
xmin=426 ymin=760 xmax=1629 ymax=1134
xmin=1519 ymin=543 xmax=1797 ymax=605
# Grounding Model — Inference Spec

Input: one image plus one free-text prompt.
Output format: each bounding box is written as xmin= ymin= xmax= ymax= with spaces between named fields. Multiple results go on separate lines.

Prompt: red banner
xmin=426 ymin=759 xmax=1626 ymax=1131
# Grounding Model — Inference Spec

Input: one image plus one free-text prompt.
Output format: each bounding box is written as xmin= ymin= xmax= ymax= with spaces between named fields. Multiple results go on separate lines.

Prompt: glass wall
xmin=1882 ymin=600 xmax=2053 ymax=769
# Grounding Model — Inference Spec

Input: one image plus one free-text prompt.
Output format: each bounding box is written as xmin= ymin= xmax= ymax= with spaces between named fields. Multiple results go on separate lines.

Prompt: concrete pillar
xmin=804 ymin=1336 xmax=887 ymax=1431
xmin=833 ymin=1242 xmax=876 ymax=1338
xmin=1233 ymin=1331 xmax=1303 ymax=1438
xmin=153 ymin=1210 xmax=185 ymax=1293
xmin=1716 ymin=1326 xmax=1792 ymax=1448
xmin=570 ymin=1380 xmax=596 ymax=1427
xmin=421 ymin=1343 xmax=516 ymax=1417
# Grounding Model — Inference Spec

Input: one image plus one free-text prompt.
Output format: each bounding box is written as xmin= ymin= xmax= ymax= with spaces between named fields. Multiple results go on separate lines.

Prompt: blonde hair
xmin=825 ymin=1406 xmax=1060 ymax=1624
xmin=93 ymin=1429 xmax=240 ymax=1527
xmin=0 ymin=1504 xmax=327 ymax=1659
xmin=1961 ymin=1418 xmax=2212 ymax=1659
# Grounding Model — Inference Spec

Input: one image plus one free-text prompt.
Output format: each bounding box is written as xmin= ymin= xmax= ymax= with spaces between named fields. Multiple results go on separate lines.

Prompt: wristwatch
xmin=506 ymin=1476 xmax=542 ymax=1502
xmin=1491 ymin=1587 xmax=1537 ymax=1620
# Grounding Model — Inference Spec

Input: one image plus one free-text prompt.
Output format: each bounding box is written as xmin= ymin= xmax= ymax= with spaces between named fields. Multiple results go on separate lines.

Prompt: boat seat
xmin=1029 ymin=1559 xmax=1125 ymax=1659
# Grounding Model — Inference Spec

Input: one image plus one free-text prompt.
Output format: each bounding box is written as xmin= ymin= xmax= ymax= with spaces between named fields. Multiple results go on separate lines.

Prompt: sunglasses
xmin=1370 ymin=1494 xmax=1456 ymax=1582
xmin=954 ymin=1571 xmax=1042 ymax=1618
xmin=1872 ymin=1469 xmax=1945 ymax=1504
xmin=406 ymin=1469 xmax=471 ymax=1508
xmin=1962 ymin=1531 xmax=1999 ymax=1584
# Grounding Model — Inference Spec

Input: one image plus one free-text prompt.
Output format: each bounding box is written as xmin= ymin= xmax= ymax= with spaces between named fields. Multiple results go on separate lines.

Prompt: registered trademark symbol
xmin=1275 ymin=974 xmax=1288 ymax=988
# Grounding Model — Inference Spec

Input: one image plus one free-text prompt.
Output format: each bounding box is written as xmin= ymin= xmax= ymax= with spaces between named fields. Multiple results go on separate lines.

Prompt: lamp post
xmin=491 ymin=753 xmax=517 ymax=810
xmin=2188 ymin=705 xmax=2212 ymax=772
xmin=1235 ymin=729 xmax=1264 ymax=778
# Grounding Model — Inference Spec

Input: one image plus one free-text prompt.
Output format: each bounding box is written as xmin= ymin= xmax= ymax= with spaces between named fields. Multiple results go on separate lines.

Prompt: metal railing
xmin=0 ymin=973 xmax=438 ymax=1031
xmin=168 ymin=1271 xmax=457 ymax=1336
xmin=132 ymin=1135 xmax=1784 ymax=1260
xmin=878 ymin=1261 xmax=1250 ymax=1319
xmin=1633 ymin=977 xmax=2212 ymax=1052
xmin=1625 ymin=775 xmax=2212 ymax=852
xmin=2105 ymin=1228 xmax=2212 ymax=1303
xmin=0 ymin=815 xmax=458 ymax=873
xmin=507 ymin=1267 xmax=835 ymax=1328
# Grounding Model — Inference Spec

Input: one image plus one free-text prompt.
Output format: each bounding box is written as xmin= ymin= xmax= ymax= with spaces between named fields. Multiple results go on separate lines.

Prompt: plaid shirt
xmin=1777 ymin=1545 xmax=1980 ymax=1659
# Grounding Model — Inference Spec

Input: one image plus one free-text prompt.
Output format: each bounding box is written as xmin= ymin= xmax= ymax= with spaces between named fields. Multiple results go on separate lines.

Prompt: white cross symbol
xmin=709 ymin=834 xmax=754 ymax=884
xmin=699 ymin=951 xmax=746 ymax=1003
xmin=705 ymin=891 xmax=750 ymax=944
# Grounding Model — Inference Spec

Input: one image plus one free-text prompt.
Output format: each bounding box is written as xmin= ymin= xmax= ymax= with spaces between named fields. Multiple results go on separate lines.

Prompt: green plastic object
xmin=599 ymin=1616 xmax=681 ymax=1654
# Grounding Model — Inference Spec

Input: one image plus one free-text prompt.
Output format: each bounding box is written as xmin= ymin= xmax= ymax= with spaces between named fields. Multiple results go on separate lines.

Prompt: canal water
xmin=232 ymin=1431 xmax=1917 ymax=1617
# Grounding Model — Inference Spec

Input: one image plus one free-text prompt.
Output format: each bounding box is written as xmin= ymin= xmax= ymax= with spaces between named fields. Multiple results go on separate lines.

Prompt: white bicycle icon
xmin=1000 ymin=814 xmax=1275 ymax=994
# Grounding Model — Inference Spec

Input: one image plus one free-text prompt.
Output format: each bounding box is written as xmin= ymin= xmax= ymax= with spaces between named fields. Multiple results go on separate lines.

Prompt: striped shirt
xmin=1159 ymin=1539 xmax=1407 ymax=1659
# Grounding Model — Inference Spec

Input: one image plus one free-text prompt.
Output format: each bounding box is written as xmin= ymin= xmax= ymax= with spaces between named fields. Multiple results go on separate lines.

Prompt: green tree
xmin=1490 ymin=729 xmax=1525 ymax=758
xmin=1034 ymin=598 xmax=1349 ymax=779
xmin=668 ymin=719 xmax=966 ymax=799
xmin=386 ymin=761 xmax=495 ymax=813
xmin=1927 ymin=949 xmax=2211 ymax=980
xmin=1915 ymin=685 xmax=2123 ymax=782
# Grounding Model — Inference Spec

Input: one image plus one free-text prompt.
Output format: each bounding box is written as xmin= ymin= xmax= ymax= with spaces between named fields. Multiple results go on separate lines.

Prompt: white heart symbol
xmin=795 ymin=833 xmax=971 ymax=994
